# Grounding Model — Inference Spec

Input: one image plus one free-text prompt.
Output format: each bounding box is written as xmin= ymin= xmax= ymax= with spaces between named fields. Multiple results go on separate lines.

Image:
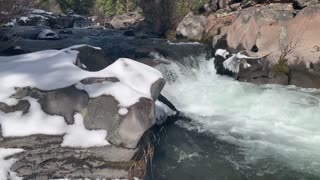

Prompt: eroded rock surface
xmin=212 ymin=4 xmax=320 ymax=88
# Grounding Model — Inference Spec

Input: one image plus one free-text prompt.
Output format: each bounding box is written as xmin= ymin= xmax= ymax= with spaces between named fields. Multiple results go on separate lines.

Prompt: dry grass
xmin=128 ymin=130 xmax=157 ymax=180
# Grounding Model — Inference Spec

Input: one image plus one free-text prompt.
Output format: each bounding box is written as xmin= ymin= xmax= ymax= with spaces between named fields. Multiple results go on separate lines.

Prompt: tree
xmin=115 ymin=0 xmax=126 ymax=15
xmin=56 ymin=0 xmax=94 ymax=14
xmin=104 ymin=0 xmax=116 ymax=16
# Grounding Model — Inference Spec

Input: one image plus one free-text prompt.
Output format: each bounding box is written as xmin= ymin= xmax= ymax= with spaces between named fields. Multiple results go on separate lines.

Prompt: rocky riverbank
xmin=173 ymin=1 xmax=320 ymax=89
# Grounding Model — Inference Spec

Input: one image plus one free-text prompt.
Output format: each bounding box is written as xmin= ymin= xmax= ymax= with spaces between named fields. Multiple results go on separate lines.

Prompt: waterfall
xmin=155 ymin=54 xmax=320 ymax=177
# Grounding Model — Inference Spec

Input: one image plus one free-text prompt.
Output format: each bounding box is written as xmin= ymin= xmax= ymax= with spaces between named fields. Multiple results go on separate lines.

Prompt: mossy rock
xmin=272 ymin=59 xmax=289 ymax=75
xmin=165 ymin=30 xmax=177 ymax=41
xmin=200 ymin=33 xmax=213 ymax=43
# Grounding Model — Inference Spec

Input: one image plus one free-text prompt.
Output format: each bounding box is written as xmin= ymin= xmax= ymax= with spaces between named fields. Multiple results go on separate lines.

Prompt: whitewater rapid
xmin=156 ymin=55 xmax=320 ymax=177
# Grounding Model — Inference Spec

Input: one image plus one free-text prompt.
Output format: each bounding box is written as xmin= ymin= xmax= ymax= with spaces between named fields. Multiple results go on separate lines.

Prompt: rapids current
xmin=151 ymin=55 xmax=320 ymax=180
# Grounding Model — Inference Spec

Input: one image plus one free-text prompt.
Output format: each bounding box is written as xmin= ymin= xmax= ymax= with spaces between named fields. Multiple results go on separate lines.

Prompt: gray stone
xmin=34 ymin=86 xmax=89 ymax=124
xmin=108 ymin=98 xmax=155 ymax=148
xmin=37 ymin=29 xmax=61 ymax=40
xmin=176 ymin=12 xmax=207 ymax=41
xmin=289 ymin=62 xmax=320 ymax=89
xmin=0 ymin=135 xmax=137 ymax=180
xmin=71 ymin=45 xmax=111 ymax=71
xmin=109 ymin=11 xmax=145 ymax=30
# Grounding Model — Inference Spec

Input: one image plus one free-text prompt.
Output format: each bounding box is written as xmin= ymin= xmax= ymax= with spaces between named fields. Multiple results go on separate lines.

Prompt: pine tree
xmin=115 ymin=0 xmax=126 ymax=15
xmin=105 ymin=0 xmax=116 ymax=16
xmin=126 ymin=0 xmax=136 ymax=12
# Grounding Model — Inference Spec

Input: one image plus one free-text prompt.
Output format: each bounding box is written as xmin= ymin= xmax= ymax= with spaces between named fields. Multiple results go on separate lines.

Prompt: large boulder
xmin=293 ymin=0 xmax=319 ymax=9
xmin=0 ymin=45 xmax=165 ymax=179
xmin=16 ymin=15 xmax=50 ymax=27
xmin=176 ymin=12 xmax=207 ymax=41
xmin=108 ymin=11 xmax=145 ymax=30
xmin=37 ymin=29 xmax=61 ymax=40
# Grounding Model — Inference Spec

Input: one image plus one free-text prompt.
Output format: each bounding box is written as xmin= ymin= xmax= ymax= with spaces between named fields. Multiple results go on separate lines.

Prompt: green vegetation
xmin=174 ymin=0 xmax=209 ymax=16
xmin=56 ymin=0 xmax=94 ymax=14
xmin=272 ymin=58 xmax=289 ymax=75
xmin=50 ymin=0 xmax=138 ymax=16
xmin=165 ymin=30 xmax=177 ymax=40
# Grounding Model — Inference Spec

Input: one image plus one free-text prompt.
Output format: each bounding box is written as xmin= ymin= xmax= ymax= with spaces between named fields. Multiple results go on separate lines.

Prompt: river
xmin=150 ymin=55 xmax=320 ymax=180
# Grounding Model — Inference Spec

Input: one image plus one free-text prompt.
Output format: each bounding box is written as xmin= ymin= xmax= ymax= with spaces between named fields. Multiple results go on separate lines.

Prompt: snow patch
xmin=215 ymin=49 xmax=229 ymax=59
xmin=3 ymin=19 xmax=16 ymax=27
xmin=0 ymin=148 xmax=24 ymax=180
xmin=61 ymin=114 xmax=109 ymax=148
xmin=118 ymin=107 xmax=129 ymax=115
xmin=0 ymin=98 xmax=67 ymax=137
xmin=19 ymin=17 xmax=29 ymax=23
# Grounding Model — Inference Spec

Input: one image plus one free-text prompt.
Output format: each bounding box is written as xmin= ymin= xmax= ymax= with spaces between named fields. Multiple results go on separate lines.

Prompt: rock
xmin=109 ymin=12 xmax=145 ymax=30
xmin=290 ymin=62 xmax=320 ymax=88
xmin=123 ymin=30 xmax=136 ymax=36
xmin=237 ymin=57 xmax=289 ymax=85
xmin=212 ymin=4 xmax=320 ymax=88
xmin=58 ymin=29 xmax=73 ymax=34
xmin=37 ymin=29 xmax=61 ymax=40
xmin=0 ymin=135 xmax=138 ymax=180
xmin=0 ymin=46 xmax=30 ymax=56
xmin=71 ymin=45 xmax=111 ymax=71
xmin=0 ymin=45 xmax=165 ymax=179
xmin=214 ymin=52 xmax=234 ymax=76
xmin=293 ymin=0 xmax=319 ymax=9
xmin=176 ymin=12 xmax=207 ymax=40
xmin=204 ymin=13 xmax=237 ymax=42
xmin=223 ymin=4 xmax=295 ymax=53
xmin=16 ymin=15 xmax=50 ymax=27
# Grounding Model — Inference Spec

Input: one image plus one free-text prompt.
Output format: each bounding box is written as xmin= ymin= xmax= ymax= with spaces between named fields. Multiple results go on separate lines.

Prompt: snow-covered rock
xmin=37 ymin=29 xmax=60 ymax=40
xmin=0 ymin=45 xmax=165 ymax=179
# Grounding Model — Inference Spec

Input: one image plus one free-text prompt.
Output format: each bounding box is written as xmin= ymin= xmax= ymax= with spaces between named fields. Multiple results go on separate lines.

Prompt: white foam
xmin=158 ymin=55 xmax=320 ymax=176
xmin=167 ymin=40 xmax=201 ymax=45
xmin=155 ymin=100 xmax=176 ymax=124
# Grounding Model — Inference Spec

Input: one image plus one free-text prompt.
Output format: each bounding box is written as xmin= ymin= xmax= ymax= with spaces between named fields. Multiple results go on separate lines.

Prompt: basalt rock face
xmin=212 ymin=4 xmax=320 ymax=88
xmin=108 ymin=11 xmax=145 ymax=30
xmin=176 ymin=13 xmax=207 ymax=40
xmin=0 ymin=45 xmax=165 ymax=179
